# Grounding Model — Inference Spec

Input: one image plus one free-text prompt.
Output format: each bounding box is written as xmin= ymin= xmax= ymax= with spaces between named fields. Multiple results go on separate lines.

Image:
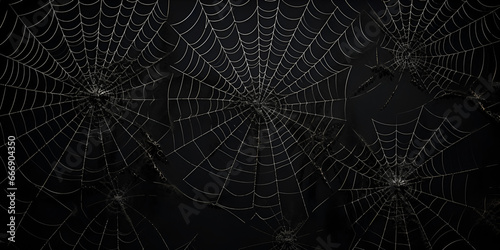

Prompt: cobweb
xmin=162 ymin=0 xmax=365 ymax=222
xmin=1 ymin=0 xmax=499 ymax=249
xmin=240 ymin=217 xmax=322 ymax=250
xmin=353 ymin=0 xmax=500 ymax=110
xmin=325 ymin=106 xmax=499 ymax=249
xmin=0 ymin=0 xmax=195 ymax=249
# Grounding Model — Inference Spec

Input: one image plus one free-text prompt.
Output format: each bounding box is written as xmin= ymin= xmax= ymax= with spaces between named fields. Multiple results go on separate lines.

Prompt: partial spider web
xmin=0 ymin=0 xmax=180 ymax=248
xmin=12 ymin=169 xmax=196 ymax=249
xmin=240 ymin=216 xmax=326 ymax=250
xmin=353 ymin=0 xmax=500 ymax=109
xmin=324 ymin=106 xmax=500 ymax=249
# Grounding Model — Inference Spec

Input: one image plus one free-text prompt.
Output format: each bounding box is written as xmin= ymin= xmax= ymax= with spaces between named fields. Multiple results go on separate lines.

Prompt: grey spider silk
xmin=1 ymin=0 xmax=499 ymax=249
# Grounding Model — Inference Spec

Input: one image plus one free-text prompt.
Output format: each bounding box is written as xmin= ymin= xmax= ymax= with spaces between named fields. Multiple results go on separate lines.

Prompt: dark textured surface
xmin=1 ymin=0 xmax=500 ymax=249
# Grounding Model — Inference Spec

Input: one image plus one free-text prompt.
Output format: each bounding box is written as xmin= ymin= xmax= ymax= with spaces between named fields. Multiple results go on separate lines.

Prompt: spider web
xmin=325 ymin=106 xmax=499 ymax=249
xmin=161 ymin=0 xmax=368 ymax=222
xmin=240 ymin=217 xmax=323 ymax=250
xmin=0 ymin=0 xmax=195 ymax=249
xmin=1 ymin=0 xmax=499 ymax=249
xmin=352 ymin=0 xmax=500 ymax=110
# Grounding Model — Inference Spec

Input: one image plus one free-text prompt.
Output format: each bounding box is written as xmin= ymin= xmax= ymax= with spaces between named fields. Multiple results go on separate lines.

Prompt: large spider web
xmin=353 ymin=0 xmax=500 ymax=110
xmin=325 ymin=106 xmax=499 ymax=249
xmin=0 ymin=0 xmax=196 ymax=249
xmin=162 ymin=0 xmax=364 ymax=222
xmin=0 ymin=0 xmax=499 ymax=249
